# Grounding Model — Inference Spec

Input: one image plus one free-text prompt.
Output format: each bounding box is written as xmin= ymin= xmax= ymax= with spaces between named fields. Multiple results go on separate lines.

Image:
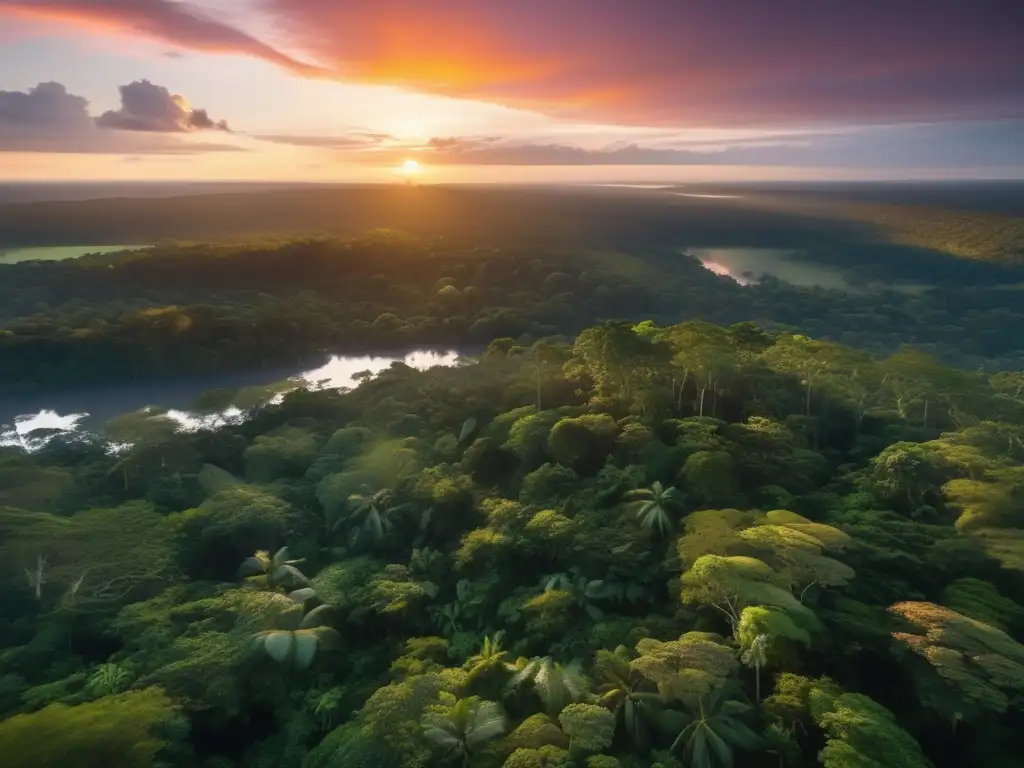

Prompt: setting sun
xmin=400 ymin=159 xmax=421 ymax=175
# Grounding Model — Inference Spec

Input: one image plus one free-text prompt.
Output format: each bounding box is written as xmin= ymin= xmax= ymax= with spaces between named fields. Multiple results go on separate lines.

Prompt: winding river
xmin=0 ymin=349 xmax=462 ymax=448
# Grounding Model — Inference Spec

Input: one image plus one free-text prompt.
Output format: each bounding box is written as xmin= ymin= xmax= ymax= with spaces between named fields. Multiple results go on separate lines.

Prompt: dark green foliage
xmin=169 ymin=486 xmax=294 ymax=579
xmin=4 ymin=304 xmax=1024 ymax=768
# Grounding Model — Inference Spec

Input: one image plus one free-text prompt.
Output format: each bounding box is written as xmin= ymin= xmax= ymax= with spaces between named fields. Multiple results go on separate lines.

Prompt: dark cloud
xmin=1 ymin=0 xmax=325 ymax=76
xmin=0 ymin=81 xmax=93 ymax=131
xmin=96 ymin=80 xmax=229 ymax=132
xmin=0 ymin=80 xmax=240 ymax=153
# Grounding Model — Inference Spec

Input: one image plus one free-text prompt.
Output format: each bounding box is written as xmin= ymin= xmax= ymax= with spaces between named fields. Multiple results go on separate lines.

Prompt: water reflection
xmin=0 ymin=349 xmax=462 ymax=448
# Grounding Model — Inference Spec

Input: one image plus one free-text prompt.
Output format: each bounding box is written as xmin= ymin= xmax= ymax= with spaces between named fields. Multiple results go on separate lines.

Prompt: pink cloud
xmin=0 ymin=0 xmax=325 ymax=76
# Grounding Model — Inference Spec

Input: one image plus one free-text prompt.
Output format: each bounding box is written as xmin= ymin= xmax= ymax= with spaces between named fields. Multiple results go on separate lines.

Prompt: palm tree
xmin=670 ymin=685 xmax=761 ymax=768
xmin=348 ymin=489 xmax=412 ymax=546
xmin=422 ymin=696 xmax=507 ymax=767
xmin=254 ymin=598 xmax=341 ymax=670
xmin=462 ymin=631 xmax=510 ymax=694
xmin=624 ymin=481 xmax=685 ymax=537
xmin=595 ymin=646 xmax=662 ymax=751
xmin=740 ymin=633 xmax=770 ymax=702
xmin=238 ymin=546 xmax=309 ymax=589
xmin=508 ymin=656 xmax=589 ymax=715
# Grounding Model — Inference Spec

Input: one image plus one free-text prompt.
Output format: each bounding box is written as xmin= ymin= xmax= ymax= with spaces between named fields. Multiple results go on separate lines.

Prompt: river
xmin=0 ymin=349 xmax=462 ymax=448
xmin=691 ymin=247 xmax=853 ymax=290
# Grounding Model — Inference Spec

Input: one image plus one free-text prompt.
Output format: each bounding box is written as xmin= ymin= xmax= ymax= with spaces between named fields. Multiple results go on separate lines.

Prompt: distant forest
xmin=1 ymin=221 xmax=1024 ymax=394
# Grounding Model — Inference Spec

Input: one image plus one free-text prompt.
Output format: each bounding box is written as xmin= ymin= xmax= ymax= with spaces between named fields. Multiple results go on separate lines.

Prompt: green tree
xmin=558 ymin=703 xmax=616 ymax=755
xmin=739 ymin=632 xmax=769 ymax=702
xmin=422 ymin=695 xmax=507 ymax=767
xmin=348 ymin=489 xmax=413 ymax=547
xmin=808 ymin=679 xmax=929 ymax=768
xmin=508 ymin=657 xmax=589 ymax=715
xmin=624 ymin=481 xmax=684 ymax=537
xmin=681 ymin=554 xmax=816 ymax=635
xmin=462 ymin=632 xmax=511 ymax=696
xmin=889 ymin=600 xmax=1024 ymax=721
xmin=595 ymin=646 xmax=661 ymax=750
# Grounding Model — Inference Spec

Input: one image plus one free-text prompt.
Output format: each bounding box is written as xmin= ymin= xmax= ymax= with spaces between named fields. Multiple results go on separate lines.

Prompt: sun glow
xmin=400 ymin=159 xmax=421 ymax=175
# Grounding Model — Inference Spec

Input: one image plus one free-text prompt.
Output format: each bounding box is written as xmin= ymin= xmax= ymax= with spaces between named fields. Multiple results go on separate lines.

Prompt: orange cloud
xmin=4 ymin=0 xmax=1022 ymax=126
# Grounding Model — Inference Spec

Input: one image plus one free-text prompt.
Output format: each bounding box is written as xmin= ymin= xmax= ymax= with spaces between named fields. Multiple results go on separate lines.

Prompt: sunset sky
xmin=1 ymin=0 xmax=1022 ymax=182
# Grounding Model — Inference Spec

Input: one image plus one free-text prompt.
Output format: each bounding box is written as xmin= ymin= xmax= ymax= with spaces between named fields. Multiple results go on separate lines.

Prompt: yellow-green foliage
xmin=367 ymin=565 xmax=434 ymax=616
xmin=0 ymin=687 xmax=179 ymax=767
xmin=835 ymin=202 xmax=1024 ymax=264
xmin=557 ymin=703 xmax=616 ymax=753
xmin=890 ymin=600 xmax=1024 ymax=717
xmin=309 ymin=671 xmax=465 ymax=768
xmin=505 ymin=713 xmax=569 ymax=750
xmin=118 ymin=588 xmax=294 ymax=714
xmin=808 ymin=679 xmax=929 ymax=768
xmin=311 ymin=556 xmax=384 ymax=617
xmin=0 ymin=502 xmax=174 ymax=602
xmin=630 ymin=632 xmax=737 ymax=704
xmin=455 ymin=528 xmax=512 ymax=570
xmin=524 ymin=510 xmax=577 ymax=542
xmin=503 ymin=745 xmax=573 ymax=767
xmin=971 ymin=528 xmax=1024 ymax=572
xmin=676 ymin=509 xmax=752 ymax=565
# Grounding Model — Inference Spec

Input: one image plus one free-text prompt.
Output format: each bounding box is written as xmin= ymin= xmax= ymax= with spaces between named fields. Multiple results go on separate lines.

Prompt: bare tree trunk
xmin=699 ymin=385 xmax=707 ymax=418
xmin=922 ymin=398 xmax=929 ymax=429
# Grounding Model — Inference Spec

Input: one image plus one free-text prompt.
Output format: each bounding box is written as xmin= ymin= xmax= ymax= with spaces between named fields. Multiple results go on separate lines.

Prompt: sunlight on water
xmin=299 ymin=350 xmax=461 ymax=390
xmin=0 ymin=349 xmax=463 ymax=448
xmin=700 ymin=260 xmax=752 ymax=285
xmin=673 ymin=192 xmax=744 ymax=199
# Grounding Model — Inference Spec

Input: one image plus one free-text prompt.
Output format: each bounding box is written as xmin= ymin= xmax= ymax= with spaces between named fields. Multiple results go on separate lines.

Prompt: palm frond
xmin=465 ymin=700 xmax=507 ymax=747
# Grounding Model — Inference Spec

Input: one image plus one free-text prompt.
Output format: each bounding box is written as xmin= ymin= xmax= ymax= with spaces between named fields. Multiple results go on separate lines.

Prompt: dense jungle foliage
xmin=2 ymin=317 xmax=1024 ymax=768
xmin=3 ymin=227 xmax=1024 ymax=396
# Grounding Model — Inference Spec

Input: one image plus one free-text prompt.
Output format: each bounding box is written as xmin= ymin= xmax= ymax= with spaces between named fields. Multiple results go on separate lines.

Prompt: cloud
xmin=0 ymin=80 xmax=240 ymax=152
xmin=96 ymin=80 xmax=229 ymax=132
xmin=5 ymin=1 xmax=1018 ymax=127
xmin=253 ymin=131 xmax=392 ymax=149
xmin=265 ymin=0 xmax=1024 ymax=125
xmin=0 ymin=0 xmax=325 ymax=76
xmin=415 ymin=122 xmax=1024 ymax=168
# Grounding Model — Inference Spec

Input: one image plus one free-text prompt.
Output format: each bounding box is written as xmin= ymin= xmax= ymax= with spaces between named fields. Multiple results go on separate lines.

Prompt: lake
xmin=0 ymin=349 xmax=462 ymax=449
xmin=0 ymin=244 xmax=150 ymax=264
xmin=691 ymin=247 xmax=852 ymax=289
